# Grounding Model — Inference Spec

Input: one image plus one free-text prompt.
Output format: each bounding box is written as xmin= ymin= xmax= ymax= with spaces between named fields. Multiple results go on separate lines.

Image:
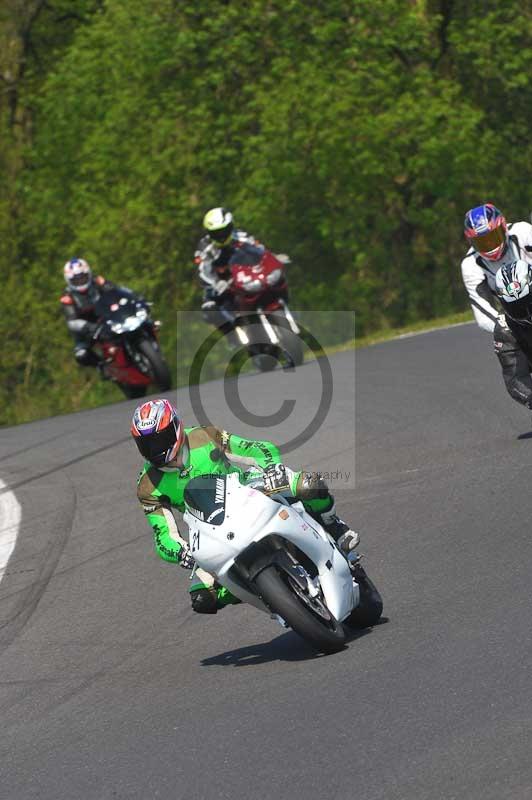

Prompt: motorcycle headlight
xmin=110 ymin=321 xmax=123 ymax=334
xmin=244 ymin=279 xmax=263 ymax=293
xmin=136 ymin=307 xmax=148 ymax=322
xmin=266 ymin=269 xmax=282 ymax=286
xmin=121 ymin=316 xmax=142 ymax=332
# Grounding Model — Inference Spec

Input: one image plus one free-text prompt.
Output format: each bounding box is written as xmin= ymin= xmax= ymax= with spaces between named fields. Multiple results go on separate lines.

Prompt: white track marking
xmin=391 ymin=320 xmax=475 ymax=341
xmin=0 ymin=479 xmax=21 ymax=584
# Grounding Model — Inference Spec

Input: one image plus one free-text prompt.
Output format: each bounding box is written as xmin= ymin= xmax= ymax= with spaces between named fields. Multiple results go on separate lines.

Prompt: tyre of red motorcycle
xmin=276 ymin=326 xmax=304 ymax=367
xmin=137 ymin=338 xmax=172 ymax=391
xmin=118 ymin=383 xmax=147 ymax=399
xmin=242 ymin=321 xmax=277 ymax=371
xmin=252 ymin=352 xmax=278 ymax=372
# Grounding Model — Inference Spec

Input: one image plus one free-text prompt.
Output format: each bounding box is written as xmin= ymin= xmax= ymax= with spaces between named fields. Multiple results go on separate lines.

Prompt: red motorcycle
xmin=92 ymin=287 xmax=171 ymax=398
xmin=225 ymin=243 xmax=303 ymax=370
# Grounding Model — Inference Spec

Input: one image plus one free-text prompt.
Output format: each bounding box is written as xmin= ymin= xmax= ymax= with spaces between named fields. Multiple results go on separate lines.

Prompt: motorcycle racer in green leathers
xmin=132 ymin=399 xmax=359 ymax=614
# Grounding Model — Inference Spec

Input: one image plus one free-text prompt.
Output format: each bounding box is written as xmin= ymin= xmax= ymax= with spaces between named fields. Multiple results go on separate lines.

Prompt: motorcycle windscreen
xmin=93 ymin=288 xmax=137 ymax=322
xmin=184 ymin=476 xmax=227 ymax=525
xmin=227 ymin=243 xmax=264 ymax=268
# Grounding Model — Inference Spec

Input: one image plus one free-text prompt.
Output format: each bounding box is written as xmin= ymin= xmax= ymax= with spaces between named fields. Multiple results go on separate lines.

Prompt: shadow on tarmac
xmin=200 ymin=619 xmax=388 ymax=667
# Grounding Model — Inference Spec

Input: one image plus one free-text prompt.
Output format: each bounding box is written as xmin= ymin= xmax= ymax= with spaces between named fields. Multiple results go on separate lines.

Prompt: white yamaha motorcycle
xmin=184 ymin=472 xmax=383 ymax=654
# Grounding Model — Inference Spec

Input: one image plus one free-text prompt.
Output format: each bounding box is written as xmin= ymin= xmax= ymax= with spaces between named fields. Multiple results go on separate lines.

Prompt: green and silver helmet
xmin=203 ymin=207 xmax=234 ymax=246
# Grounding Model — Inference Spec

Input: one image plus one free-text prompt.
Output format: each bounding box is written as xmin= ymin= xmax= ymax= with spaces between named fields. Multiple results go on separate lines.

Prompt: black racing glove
xmin=263 ymin=463 xmax=290 ymax=495
xmin=215 ymin=279 xmax=231 ymax=296
xmin=179 ymin=546 xmax=195 ymax=570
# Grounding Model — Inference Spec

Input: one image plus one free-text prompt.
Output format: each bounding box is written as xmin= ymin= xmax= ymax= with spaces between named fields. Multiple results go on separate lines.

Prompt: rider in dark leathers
xmin=60 ymin=258 xmax=118 ymax=367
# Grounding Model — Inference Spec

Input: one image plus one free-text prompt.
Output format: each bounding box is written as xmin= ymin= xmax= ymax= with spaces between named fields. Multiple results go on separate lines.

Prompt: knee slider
xmin=190 ymin=588 xmax=218 ymax=614
xmin=297 ymin=471 xmax=330 ymax=501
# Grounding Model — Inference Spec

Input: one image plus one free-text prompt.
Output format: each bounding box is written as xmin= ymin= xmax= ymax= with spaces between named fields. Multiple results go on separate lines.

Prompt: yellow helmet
xmin=203 ymin=207 xmax=234 ymax=245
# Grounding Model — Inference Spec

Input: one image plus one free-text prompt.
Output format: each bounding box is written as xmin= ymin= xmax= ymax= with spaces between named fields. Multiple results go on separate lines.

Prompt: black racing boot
xmin=320 ymin=503 xmax=360 ymax=557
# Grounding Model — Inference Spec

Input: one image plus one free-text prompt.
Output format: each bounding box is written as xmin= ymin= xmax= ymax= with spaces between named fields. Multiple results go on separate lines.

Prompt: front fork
xmin=233 ymin=300 xmax=300 ymax=348
xmin=277 ymin=299 xmax=300 ymax=335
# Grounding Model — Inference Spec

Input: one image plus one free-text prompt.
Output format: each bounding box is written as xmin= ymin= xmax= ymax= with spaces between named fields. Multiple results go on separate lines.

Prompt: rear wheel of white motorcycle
xmin=254 ymin=565 xmax=346 ymax=654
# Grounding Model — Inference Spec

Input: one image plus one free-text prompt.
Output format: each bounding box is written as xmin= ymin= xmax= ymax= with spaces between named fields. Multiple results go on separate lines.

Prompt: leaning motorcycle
xmin=225 ymin=244 xmax=304 ymax=371
xmin=91 ymin=287 xmax=171 ymax=399
xmin=184 ymin=472 xmax=383 ymax=654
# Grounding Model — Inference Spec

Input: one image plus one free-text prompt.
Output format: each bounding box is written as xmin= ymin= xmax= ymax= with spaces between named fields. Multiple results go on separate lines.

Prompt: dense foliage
xmin=2 ymin=0 xmax=532 ymax=425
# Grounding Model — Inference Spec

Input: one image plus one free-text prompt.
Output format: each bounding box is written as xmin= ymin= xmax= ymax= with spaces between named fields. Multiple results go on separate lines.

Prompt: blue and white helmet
xmin=63 ymin=258 xmax=92 ymax=293
xmin=464 ymin=204 xmax=507 ymax=261
xmin=496 ymin=259 xmax=532 ymax=324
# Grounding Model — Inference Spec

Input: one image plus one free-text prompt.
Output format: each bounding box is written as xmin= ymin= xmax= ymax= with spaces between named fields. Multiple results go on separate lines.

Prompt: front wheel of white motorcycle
xmin=254 ymin=565 xmax=346 ymax=654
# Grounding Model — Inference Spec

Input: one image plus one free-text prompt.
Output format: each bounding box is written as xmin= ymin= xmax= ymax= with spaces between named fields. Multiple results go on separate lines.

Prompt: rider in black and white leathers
xmin=461 ymin=220 xmax=532 ymax=407
xmin=195 ymin=229 xmax=260 ymax=327
xmin=196 ymin=207 xmax=291 ymax=331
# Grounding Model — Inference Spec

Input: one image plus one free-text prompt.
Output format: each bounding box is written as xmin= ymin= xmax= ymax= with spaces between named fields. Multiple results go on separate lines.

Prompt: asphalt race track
xmin=2 ymin=323 xmax=532 ymax=800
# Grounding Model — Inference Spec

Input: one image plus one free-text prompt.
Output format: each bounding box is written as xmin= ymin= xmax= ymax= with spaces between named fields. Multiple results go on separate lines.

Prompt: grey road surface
xmin=1 ymin=323 xmax=532 ymax=800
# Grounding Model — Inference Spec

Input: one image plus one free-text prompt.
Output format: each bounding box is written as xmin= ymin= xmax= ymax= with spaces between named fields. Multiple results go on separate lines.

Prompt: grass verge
xmin=319 ymin=310 xmax=474 ymax=358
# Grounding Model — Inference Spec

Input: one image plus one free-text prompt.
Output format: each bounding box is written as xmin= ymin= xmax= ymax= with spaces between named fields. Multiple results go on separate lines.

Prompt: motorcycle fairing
xmin=184 ymin=474 xmax=358 ymax=621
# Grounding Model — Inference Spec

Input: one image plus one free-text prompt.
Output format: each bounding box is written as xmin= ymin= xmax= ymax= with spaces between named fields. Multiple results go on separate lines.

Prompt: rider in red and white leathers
xmin=461 ymin=204 xmax=532 ymax=408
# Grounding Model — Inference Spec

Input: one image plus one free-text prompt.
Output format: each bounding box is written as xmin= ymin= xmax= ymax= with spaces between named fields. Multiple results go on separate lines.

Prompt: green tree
xmin=2 ymin=0 xmax=532 ymax=425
